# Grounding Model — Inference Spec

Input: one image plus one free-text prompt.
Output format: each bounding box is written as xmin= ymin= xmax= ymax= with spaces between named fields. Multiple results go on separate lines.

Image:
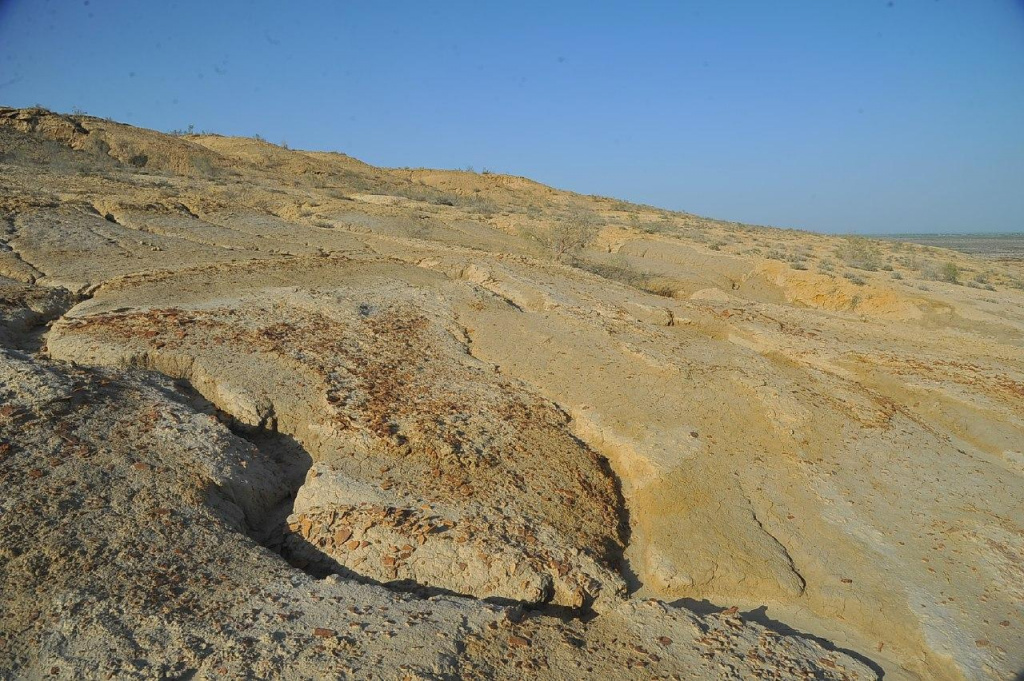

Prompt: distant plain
xmin=878 ymin=232 xmax=1024 ymax=259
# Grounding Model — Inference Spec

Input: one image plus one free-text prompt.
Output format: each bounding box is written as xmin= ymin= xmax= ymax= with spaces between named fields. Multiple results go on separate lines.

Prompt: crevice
xmin=0 ymin=237 xmax=45 ymax=283
xmin=670 ymin=597 xmax=887 ymax=678
xmin=748 ymin=507 xmax=807 ymax=594
xmin=113 ymin=343 xmax=627 ymax=624
xmin=175 ymin=202 xmax=200 ymax=220
xmin=160 ymin=371 xmax=612 ymax=622
xmin=162 ymin=377 xmax=314 ymax=567
xmin=449 ymin=313 xmax=636 ymax=596
xmin=0 ymin=282 xmax=83 ymax=353
xmin=84 ymin=223 xmax=135 ymax=257
xmin=270 ymin=504 xmax=604 ymax=622
xmin=107 ymin=210 xmax=291 ymax=256
xmin=0 ymin=215 xmax=47 ymax=282
xmin=85 ymin=202 xmax=261 ymax=254
xmin=84 ymin=204 xmax=124 ymax=227
xmin=564 ymin=422 xmax=640 ymax=595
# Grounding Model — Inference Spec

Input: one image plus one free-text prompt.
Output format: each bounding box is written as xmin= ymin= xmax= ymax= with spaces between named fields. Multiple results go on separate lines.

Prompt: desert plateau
xmin=0 ymin=106 xmax=1022 ymax=680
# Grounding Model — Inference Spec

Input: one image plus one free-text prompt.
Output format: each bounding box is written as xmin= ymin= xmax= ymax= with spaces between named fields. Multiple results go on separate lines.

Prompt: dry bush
xmin=543 ymin=207 xmax=601 ymax=260
xmin=843 ymin=271 xmax=866 ymax=286
xmin=836 ymin=237 xmax=883 ymax=271
xmin=574 ymin=257 xmax=677 ymax=298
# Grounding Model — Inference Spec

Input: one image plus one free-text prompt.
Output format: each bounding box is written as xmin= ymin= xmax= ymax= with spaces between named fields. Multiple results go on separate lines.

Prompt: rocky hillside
xmin=1 ymin=106 xmax=1022 ymax=679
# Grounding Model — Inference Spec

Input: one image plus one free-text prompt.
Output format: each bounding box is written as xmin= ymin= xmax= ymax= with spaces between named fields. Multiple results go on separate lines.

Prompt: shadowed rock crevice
xmin=1 ymin=216 xmax=48 ymax=283
xmin=748 ymin=506 xmax=806 ymax=595
xmin=158 ymin=376 xmax=315 ymax=566
xmin=0 ymin=279 xmax=80 ymax=352
xmin=671 ymin=598 xmax=887 ymax=679
xmin=563 ymin=420 xmax=639 ymax=595
xmin=97 ymin=354 xmax=630 ymax=617
xmin=47 ymin=294 xmax=632 ymax=611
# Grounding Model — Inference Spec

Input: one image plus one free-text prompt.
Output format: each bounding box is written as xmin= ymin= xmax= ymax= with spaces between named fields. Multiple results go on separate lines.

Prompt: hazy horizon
xmin=1 ymin=0 xmax=1022 ymax=235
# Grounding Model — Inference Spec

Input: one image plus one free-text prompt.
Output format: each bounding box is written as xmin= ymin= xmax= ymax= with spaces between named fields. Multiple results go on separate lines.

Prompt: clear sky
xmin=1 ymin=0 xmax=1022 ymax=234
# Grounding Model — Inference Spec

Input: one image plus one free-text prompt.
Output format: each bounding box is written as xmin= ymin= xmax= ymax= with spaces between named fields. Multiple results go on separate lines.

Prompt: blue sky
xmin=1 ymin=0 xmax=1022 ymax=234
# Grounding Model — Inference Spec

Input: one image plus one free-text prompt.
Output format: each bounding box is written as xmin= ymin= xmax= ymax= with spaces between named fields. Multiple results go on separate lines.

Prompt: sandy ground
xmin=1 ymin=106 xmax=1022 ymax=679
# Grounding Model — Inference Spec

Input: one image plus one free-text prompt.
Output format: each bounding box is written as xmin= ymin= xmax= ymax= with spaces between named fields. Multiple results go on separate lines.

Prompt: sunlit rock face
xmin=3 ymin=106 xmax=1023 ymax=679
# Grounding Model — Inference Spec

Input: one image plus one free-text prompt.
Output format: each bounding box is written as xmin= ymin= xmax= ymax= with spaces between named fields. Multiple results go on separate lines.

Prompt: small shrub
xmin=574 ymin=257 xmax=647 ymax=287
xmin=937 ymin=261 xmax=960 ymax=284
xmin=843 ymin=272 xmax=866 ymax=286
xmin=638 ymin=219 xmax=673 ymax=235
xmin=542 ymin=208 xmax=601 ymax=260
xmin=460 ymin=195 xmax=499 ymax=215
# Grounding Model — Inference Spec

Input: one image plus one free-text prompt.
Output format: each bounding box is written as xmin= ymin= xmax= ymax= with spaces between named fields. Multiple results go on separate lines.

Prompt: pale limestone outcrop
xmin=3 ymin=107 xmax=1023 ymax=679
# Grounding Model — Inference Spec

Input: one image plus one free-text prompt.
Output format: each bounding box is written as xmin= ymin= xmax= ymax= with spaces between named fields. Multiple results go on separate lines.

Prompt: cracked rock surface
xmin=2 ymin=106 xmax=1023 ymax=679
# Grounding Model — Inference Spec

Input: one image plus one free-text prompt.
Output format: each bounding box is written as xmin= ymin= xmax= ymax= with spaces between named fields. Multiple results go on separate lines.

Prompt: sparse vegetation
xmin=939 ymin=261 xmax=960 ymax=283
xmin=836 ymin=237 xmax=883 ymax=271
xmin=387 ymin=183 xmax=500 ymax=215
xmin=920 ymin=261 xmax=961 ymax=284
xmin=536 ymin=207 xmax=602 ymax=260
xmin=574 ymin=256 xmax=678 ymax=297
xmin=637 ymin=218 xmax=675 ymax=235
xmin=843 ymin=272 xmax=866 ymax=286
xmin=460 ymin=195 xmax=499 ymax=215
